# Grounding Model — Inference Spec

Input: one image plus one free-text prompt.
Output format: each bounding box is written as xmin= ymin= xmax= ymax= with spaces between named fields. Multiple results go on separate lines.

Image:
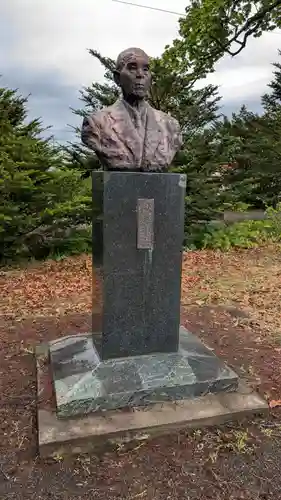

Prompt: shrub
xmin=194 ymin=204 xmax=281 ymax=250
xmin=47 ymin=226 xmax=92 ymax=260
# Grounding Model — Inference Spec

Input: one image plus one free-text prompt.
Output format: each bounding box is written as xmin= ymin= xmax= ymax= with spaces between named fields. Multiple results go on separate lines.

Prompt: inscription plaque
xmin=137 ymin=198 xmax=154 ymax=249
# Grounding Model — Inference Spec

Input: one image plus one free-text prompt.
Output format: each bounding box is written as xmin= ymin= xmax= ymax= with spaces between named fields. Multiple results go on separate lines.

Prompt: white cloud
xmin=1 ymin=0 xmax=187 ymax=86
xmin=5 ymin=0 xmax=279 ymax=92
xmin=203 ymin=31 xmax=281 ymax=101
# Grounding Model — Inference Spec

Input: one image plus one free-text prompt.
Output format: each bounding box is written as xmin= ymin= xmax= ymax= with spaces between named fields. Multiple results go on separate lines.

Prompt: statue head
xmin=113 ymin=47 xmax=151 ymax=101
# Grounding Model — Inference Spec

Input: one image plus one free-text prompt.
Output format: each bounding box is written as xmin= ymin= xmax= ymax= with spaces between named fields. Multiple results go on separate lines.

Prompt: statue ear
xmin=113 ymin=70 xmax=121 ymax=87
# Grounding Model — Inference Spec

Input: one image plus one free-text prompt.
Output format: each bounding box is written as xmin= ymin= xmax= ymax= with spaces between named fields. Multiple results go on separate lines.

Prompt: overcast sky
xmin=1 ymin=0 xmax=281 ymax=143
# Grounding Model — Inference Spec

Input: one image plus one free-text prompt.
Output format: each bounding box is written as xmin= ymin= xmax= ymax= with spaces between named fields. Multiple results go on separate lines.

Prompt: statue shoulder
xmin=153 ymin=108 xmax=181 ymax=131
xmin=81 ymin=103 xmax=117 ymax=148
xmin=151 ymin=107 xmax=182 ymax=149
xmin=83 ymin=102 xmax=117 ymax=127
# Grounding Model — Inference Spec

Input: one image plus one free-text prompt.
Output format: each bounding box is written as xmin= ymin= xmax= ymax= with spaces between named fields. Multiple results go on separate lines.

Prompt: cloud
xmin=1 ymin=0 xmax=187 ymax=85
xmin=0 ymin=66 xmax=81 ymax=142
xmin=1 ymin=0 xmax=281 ymax=142
xmin=203 ymin=31 xmax=281 ymax=102
xmin=221 ymin=99 xmax=263 ymax=117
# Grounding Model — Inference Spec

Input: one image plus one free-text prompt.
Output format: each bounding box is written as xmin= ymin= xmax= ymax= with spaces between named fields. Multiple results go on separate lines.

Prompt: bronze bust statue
xmin=81 ymin=47 xmax=182 ymax=172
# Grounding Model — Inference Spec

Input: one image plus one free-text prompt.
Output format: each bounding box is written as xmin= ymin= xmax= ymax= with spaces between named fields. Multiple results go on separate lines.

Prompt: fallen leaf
xmin=269 ymin=399 xmax=281 ymax=409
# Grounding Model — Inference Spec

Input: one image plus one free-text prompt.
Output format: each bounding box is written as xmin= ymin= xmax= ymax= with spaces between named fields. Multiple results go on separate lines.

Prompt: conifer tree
xmin=0 ymin=86 xmax=91 ymax=261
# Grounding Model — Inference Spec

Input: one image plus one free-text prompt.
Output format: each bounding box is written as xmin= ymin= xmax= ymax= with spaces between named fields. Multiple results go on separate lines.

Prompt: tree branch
xmin=223 ymin=0 xmax=281 ymax=55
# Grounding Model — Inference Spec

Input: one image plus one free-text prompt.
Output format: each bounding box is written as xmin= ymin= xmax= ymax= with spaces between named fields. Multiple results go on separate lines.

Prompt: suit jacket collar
xmin=109 ymin=99 xmax=162 ymax=166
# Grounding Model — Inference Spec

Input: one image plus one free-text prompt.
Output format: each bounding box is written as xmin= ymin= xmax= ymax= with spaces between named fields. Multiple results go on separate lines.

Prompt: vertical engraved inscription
xmin=137 ymin=198 xmax=154 ymax=249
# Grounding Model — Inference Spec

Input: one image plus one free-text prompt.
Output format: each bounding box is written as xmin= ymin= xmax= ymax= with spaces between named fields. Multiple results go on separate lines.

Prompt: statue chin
xmin=124 ymin=91 xmax=147 ymax=101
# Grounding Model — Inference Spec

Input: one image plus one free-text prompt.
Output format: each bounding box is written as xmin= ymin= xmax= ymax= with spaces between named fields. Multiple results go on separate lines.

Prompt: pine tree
xmin=215 ymin=54 xmax=281 ymax=209
xmin=262 ymin=49 xmax=281 ymax=111
xmin=0 ymin=86 xmax=91 ymax=261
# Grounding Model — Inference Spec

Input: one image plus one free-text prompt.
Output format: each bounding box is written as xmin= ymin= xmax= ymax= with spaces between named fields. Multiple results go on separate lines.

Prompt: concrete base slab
xmin=35 ymin=342 xmax=268 ymax=459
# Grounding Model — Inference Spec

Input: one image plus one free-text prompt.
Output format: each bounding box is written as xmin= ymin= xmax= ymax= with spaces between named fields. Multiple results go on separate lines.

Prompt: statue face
xmin=115 ymin=51 xmax=151 ymax=99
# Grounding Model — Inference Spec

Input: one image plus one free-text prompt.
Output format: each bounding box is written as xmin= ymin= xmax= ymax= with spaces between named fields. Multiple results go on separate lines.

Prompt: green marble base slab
xmin=49 ymin=327 xmax=239 ymax=419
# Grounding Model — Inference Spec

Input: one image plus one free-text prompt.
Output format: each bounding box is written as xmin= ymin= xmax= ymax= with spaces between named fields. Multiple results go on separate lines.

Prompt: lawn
xmin=0 ymin=245 xmax=281 ymax=499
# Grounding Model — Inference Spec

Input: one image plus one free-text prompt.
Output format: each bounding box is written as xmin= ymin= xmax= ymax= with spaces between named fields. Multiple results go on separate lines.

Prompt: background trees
xmin=215 ymin=55 xmax=281 ymax=209
xmin=167 ymin=0 xmax=281 ymax=75
xmin=2 ymin=1 xmax=281 ymax=261
xmin=0 ymin=86 xmax=91 ymax=261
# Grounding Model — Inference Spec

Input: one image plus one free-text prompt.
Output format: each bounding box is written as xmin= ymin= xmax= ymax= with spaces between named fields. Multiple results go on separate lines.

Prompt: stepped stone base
xmin=35 ymin=340 xmax=268 ymax=458
xmin=48 ymin=328 xmax=239 ymax=418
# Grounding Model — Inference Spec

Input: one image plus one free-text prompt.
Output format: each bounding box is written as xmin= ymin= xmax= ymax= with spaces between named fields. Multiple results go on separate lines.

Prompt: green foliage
xmin=167 ymin=0 xmax=281 ymax=74
xmin=47 ymin=226 xmax=92 ymax=261
xmin=65 ymin=50 xmax=119 ymax=177
xmin=0 ymin=85 xmax=92 ymax=263
xmin=175 ymin=129 xmax=226 ymax=229
xmin=190 ymin=204 xmax=281 ymax=250
xmin=77 ymin=50 xmax=118 ymax=114
xmin=5 ymin=30 xmax=281 ymax=263
xmin=262 ymin=50 xmax=281 ymax=111
xmin=214 ymin=54 xmax=281 ymax=209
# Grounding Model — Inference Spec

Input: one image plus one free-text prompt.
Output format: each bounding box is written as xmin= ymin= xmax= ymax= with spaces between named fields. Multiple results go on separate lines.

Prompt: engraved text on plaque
xmin=137 ymin=198 xmax=154 ymax=249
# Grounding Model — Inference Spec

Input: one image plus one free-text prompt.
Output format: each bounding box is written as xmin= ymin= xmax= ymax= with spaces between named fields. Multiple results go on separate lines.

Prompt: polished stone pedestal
xmin=92 ymin=171 xmax=185 ymax=359
xmin=49 ymin=327 xmax=238 ymax=419
xmin=36 ymin=169 xmax=268 ymax=458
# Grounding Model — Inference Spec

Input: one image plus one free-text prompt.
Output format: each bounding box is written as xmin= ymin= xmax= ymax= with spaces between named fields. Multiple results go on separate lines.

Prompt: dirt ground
xmin=0 ymin=246 xmax=281 ymax=499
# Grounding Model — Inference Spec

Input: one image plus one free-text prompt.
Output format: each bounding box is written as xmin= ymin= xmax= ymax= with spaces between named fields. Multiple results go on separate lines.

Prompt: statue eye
xmin=127 ymin=63 xmax=137 ymax=71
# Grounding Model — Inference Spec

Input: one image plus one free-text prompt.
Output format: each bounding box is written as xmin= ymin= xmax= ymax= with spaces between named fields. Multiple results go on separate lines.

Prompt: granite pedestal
xmin=48 ymin=172 xmax=240 ymax=420
xmin=37 ymin=342 xmax=268 ymax=458
xmin=93 ymin=171 xmax=185 ymax=359
xmin=37 ymin=171 xmax=268 ymax=457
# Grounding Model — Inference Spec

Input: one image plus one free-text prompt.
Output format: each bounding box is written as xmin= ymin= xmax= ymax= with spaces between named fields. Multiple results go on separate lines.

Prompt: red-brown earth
xmin=0 ymin=246 xmax=281 ymax=499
